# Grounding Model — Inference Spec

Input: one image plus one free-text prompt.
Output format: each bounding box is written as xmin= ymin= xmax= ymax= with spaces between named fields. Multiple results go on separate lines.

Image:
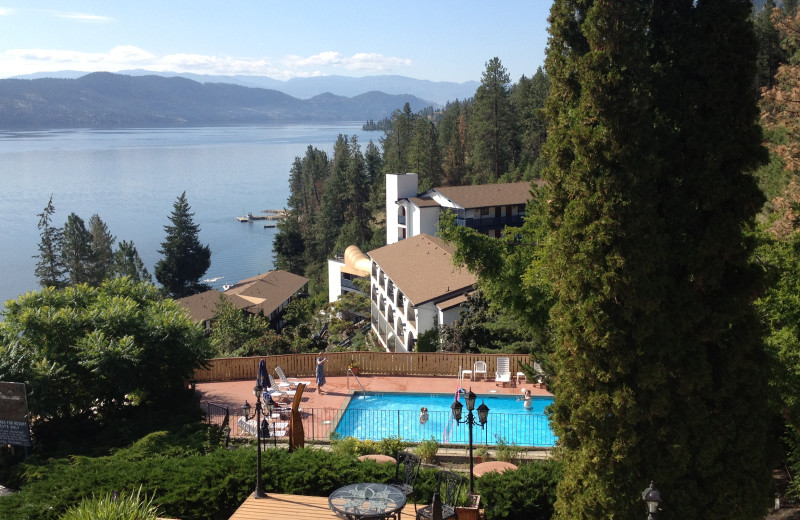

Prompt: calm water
xmin=335 ymin=392 xmax=556 ymax=447
xmin=0 ymin=124 xmax=380 ymax=312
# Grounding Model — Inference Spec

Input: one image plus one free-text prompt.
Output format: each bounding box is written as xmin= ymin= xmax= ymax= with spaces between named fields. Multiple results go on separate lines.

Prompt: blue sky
xmin=0 ymin=1 xmax=553 ymax=83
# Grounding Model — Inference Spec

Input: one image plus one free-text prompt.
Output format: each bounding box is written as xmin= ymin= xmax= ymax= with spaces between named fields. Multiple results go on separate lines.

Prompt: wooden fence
xmin=192 ymin=352 xmax=533 ymax=383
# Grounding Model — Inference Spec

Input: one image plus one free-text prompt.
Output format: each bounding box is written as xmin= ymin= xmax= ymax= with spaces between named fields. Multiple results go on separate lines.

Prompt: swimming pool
xmin=333 ymin=391 xmax=556 ymax=447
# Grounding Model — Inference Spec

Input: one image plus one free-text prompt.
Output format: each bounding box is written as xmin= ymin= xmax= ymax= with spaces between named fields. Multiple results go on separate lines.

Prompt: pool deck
xmin=197 ymin=373 xmax=551 ymax=416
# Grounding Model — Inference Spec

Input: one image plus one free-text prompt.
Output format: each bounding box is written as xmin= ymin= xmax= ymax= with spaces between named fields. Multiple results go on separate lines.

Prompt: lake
xmin=0 ymin=123 xmax=381 ymax=313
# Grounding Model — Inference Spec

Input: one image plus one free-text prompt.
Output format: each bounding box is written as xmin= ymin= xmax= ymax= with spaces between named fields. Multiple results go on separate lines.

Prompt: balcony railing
xmin=455 ymin=214 xmax=524 ymax=232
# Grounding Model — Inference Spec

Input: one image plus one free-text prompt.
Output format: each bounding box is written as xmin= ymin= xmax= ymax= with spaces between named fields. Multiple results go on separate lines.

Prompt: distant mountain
xmin=0 ymin=72 xmax=435 ymax=130
xmin=11 ymin=70 xmax=479 ymax=106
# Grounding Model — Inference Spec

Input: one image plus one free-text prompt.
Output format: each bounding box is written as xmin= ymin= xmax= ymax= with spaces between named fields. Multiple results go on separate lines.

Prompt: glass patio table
xmin=328 ymin=482 xmax=406 ymax=520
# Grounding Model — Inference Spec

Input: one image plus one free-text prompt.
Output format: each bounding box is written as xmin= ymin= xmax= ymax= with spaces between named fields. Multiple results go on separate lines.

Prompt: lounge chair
xmin=495 ymin=356 xmax=512 ymax=386
xmin=269 ymin=380 xmax=296 ymax=402
xmin=415 ymin=470 xmax=463 ymax=520
xmin=473 ymin=360 xmax=488 ymax=381
xmin=274 ymin=366 xmax=311 ymax=389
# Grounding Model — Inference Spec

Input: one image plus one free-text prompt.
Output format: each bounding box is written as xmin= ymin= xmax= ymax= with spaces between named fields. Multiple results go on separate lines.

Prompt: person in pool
xmin=518 ymin=388 xmax=533 ymax=410
xmin=419 ymin=407 xmax=429 ymax=424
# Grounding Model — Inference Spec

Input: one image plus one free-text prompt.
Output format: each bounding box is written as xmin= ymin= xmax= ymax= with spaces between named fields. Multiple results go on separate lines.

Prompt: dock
xmin=237 ymin=209 xmax=286 ymax=223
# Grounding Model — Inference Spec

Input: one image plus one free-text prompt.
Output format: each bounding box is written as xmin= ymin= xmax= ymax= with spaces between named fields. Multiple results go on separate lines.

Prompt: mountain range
xmin=0 ymin=72 xmax=474 ymax=130
xmin=13 ymin=70 xmax=478 ymax=105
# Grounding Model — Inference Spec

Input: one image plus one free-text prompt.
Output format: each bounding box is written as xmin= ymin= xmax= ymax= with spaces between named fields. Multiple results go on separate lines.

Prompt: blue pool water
xmin=334 ymin=392 xmax=556 ymax=447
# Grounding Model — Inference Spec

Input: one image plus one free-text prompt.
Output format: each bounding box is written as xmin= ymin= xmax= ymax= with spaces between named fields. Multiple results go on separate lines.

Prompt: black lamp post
xmin=451 ymin=388 xmax=489 ymax=494
xmin=241 ymin=384 xmax=267 ymax=499
xmin=642 ymin=481 xmax=662 ymax=519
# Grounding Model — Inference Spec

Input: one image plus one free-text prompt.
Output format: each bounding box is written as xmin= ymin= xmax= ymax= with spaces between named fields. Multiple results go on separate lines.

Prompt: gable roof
xmin=175 ymin=290 xmax=254 ymax=323
xmin=368 ymin=234 xmax=477 ymax=306
xmin=224 ymin=270 xmax=309 ymax=315
xmin=431 ymin=181 xmax=537 ymax=209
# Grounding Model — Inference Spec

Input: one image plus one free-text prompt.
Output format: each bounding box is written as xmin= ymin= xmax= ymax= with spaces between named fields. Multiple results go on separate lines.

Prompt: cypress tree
xmin=543 ymin=1 xmax=769 ymax=519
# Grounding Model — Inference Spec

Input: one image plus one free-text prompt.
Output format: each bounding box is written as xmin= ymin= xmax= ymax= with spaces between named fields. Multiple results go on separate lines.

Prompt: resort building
xmin=327 ymin=245 xmax=371 ymax=303
xmin=386 ymin=173 xmax=537 ymax=245
xmin=177 ymin=269 xmax=309 ymax=333
xmin=369 ymin=233 xmax=477 ymax=352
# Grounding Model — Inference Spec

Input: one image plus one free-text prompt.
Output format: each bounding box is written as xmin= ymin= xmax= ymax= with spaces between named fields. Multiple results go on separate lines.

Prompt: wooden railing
xmin=192 ymin=352 xmax=532 ymax=382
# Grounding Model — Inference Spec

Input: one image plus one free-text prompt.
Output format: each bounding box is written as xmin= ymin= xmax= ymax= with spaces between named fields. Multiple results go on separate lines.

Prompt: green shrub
xmin=494 ymin=437 xmax=521 ymax=463
xmin=415 ymin=437 xmax=439 ymax=463
xmin=475 ymin=460 xmax=562 ymax=520
xmin=329 ymin=435 xmax=360 ymax=457
xmin=378 ymin=436 xmax=410 ymax=457
xmin=60 ymin=487 xmax=160 ymax=520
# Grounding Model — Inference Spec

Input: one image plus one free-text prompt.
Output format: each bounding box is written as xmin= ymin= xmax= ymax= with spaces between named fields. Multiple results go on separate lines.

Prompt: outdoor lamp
xmin=241 ymin=400 xmax=251 ymax=419
xmin=465 ymin=389 xmax=477 ymax=411
xmin=451 ymin=399 xmax=463 ymax=422
xmin=253 ymin=384 xmax=263 ymax=398
xmin=452 ymin=387 xmax=488 ymax=495
xmin=642 ymin=481 xmax=662 ymax=519
xmin=477 ymin=401 xmax=489 ymax=425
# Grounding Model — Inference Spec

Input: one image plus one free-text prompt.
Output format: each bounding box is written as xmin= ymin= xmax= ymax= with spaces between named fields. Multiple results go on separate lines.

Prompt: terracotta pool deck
xmin=197 ymin=373 xmax=551 ymax=415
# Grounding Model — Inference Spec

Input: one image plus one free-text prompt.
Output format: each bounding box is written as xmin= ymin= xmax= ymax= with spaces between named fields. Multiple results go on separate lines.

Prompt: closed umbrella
xmin=257 ymin=359 xmax=271 ymax=391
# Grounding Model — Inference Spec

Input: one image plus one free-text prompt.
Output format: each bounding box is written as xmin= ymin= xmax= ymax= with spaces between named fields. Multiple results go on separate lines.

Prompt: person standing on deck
xmin=316 ymin=351 xmax=327 ymax=394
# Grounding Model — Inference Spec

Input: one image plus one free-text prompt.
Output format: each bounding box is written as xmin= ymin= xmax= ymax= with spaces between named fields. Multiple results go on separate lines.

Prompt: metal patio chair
xmin=415 ymin=470 xmax=463 ymax=520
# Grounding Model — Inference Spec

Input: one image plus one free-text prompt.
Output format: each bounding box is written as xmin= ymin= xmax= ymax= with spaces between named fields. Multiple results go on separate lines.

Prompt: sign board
xmin=0 ymin=382 xmax=32 ymax=447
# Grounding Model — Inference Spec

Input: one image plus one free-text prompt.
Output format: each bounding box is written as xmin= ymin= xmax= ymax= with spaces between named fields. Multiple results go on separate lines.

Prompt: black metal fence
xmin=206 ymin=403 xmax=556 ymax=448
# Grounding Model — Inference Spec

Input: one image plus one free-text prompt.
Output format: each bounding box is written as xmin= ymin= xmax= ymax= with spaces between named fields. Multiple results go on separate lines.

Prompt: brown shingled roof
xmin=175 ymin=290 xmax=255 ymax=323
xmin=432 ymin=181 xmax=537 ymax=209
xmin=368 ymin=234 xmax=477 ymax=306
xmin=225 ymin=270 xmax=309 ymax=316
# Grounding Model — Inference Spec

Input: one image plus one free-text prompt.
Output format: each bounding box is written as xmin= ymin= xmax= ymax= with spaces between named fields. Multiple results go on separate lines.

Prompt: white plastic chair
xmin=495 ymin=357 xmax=511 ymax=386
xmin=473 ymin=361 xmax=487 ymax=381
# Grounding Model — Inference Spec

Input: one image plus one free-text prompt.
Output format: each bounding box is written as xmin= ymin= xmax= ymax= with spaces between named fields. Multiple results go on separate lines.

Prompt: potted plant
xmin=348 ymin=359 xmax=361 ymax=375
xmin=455 ymin=493 xmax=481 ymax=520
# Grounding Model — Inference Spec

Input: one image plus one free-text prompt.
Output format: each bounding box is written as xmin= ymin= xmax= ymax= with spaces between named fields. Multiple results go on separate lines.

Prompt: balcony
xmin=455 ymin=214 xmax=524 ymax=232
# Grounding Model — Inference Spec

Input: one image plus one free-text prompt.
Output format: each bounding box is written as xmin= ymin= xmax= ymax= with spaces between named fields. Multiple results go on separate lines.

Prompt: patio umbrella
xmin=257 ymin=359 xmax=271 ymax=391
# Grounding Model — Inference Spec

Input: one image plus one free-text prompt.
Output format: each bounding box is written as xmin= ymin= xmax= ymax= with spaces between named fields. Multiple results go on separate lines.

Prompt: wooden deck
xmin=229 ymin=492 xmax=420 ymax=520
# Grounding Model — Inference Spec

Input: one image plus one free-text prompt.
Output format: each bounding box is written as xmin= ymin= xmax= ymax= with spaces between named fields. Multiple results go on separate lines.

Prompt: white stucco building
xmin=369 ymin=234 xmax=477 ymax=352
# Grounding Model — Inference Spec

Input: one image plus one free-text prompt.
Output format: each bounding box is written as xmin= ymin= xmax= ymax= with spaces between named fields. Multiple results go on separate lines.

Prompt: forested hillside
xmin=272 ymin=60 xmax=549 ymax=294
xmin=0 ymin=72 xmax=433 ymax=129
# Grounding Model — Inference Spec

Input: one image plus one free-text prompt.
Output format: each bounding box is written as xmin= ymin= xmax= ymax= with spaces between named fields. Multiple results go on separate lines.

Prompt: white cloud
xmin=50 ymin=11 xmax=114 ymax=23
xmin=0 ymin=8 xmax=16 ymax=16
xmin=0 ymin=46 xmax=411 ymax=79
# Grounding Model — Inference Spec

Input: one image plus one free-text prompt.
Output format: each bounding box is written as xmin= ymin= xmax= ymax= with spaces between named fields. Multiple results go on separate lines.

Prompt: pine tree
xmin=61 ymin=213 xmax=94 ymax=286
xmin=34 ymin=195 xmax=66 ymax=288
xmin=468 ymin=57 xmax=517 ymax=183
xmin=112 ymin=240 xmax=152 ymax=283
xmin=544 ymin=1 xmax=770 ymax=518
xmin=88 ymin=214 xmax=115 ymax=286
xmin=155 ymin=192 xmax=211 ymax=298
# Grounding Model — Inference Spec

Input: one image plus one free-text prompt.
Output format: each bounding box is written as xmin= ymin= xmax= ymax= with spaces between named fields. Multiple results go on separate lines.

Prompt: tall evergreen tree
xmin=469 ymin=57 xmax=517 ymax=183
xmin=88 ymin=214 xmax=115 ymax=286
xmin=34 ymin=195 xmax=66 ymax=289
xmin=155 ymin=192 xmax=211 ymax=298
xmin=544 ymin=1 xmax=769 ymax=519
xmin=381 ymin=103 xmax=414 ymax=174
xmin=61 ymin=213 xmax=94 ymax=286
xmin=112 ymin=240 xmax=152 ymax=283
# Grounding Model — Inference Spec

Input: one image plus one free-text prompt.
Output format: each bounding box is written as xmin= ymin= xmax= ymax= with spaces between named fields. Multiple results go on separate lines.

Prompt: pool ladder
xmin=346 ymin=367 xmax=367 ymax=394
